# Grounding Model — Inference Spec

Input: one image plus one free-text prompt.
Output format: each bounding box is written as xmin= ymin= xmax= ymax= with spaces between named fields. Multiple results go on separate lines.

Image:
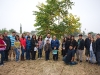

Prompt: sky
xmin=0 ymin=0 xmax=100 ymax=33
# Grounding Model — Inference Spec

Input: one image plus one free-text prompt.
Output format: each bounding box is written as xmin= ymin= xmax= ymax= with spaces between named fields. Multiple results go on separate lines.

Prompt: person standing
xmin=20 ymin=33 xmax=26 ymax=61
xmin=25 ymin=32 xmax=31 ymax=39
xmin=65 ymin=36 xmax=71 ymax=54
xmin=51 ymin=36 xmax=60 ymax=61
xmin=26 ymin=36 xmax=31 ymax=60
xmin=9 ymin=31 xmax=16 ymax=60
xmin=95 ymin=34 xmax=100 ymax=66
xmin=85 ymin=33 xmax=91 ymax=62
xmin=0 ymin=34 xmax=6 ymax=66
xmin=44 ymin=33 xmax=52 ymax=45
xmin=44 ymin=40 xmax=52 ymax=61
xmin=76 ymin=34 xmax=84 ymax=62
xmin=31 ymin=35 xmax=38 ymax=60
xmin=62 ymin=37 xmax=67 ymax=57
xmin=89 ymin=37 xmax=96 ymax=64
xmin=70 ymin=36 xmax=77 ymax=50
xmin=14 ymin=35 xmax=21 ymax=62
xmin=3 ymin=32 xmax=11 ymax=61
xmin=38 ymin=36 xmax=44 ymax=59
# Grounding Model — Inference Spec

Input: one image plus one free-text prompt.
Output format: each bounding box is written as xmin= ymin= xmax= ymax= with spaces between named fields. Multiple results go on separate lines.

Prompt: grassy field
xmin=0 ymin=50 xmax=100 ymax=75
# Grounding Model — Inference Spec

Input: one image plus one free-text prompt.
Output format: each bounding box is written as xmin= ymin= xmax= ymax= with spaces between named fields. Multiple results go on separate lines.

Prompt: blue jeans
xmin=15 ymin=48 xmax=20 ymax=61
xmin=21 ymin=47 xmax=25 ymax=57
xmin=38 ymin=49 xmax=42 ymax=58
xmin=90 ymin=50 xmax=96 ymax=62
xmin=0 ymin=50 xmax=5 ymax=65
xmin=26 ymin=49 xmax=30 ymax=60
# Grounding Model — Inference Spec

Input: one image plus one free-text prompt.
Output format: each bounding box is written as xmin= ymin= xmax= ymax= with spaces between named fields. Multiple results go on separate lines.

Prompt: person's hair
xmin=88 ymin=33 xmax=91 ymax=35
xmin=32 ymin=34 xmax=36 ymax=40
xmin=46 ymin=39 xmax=49 ymax=41
xmin=15 ymin=35 xmax=20 ymax=41
xmin=38 ymin=35 xmax=42 ymax=41
xmin=0 ymin=34 xmax=4 ymax=36
xmin=79 ymin=34 xmax=83 ymax=37
xmin=91 ymin=37 xmax=95 ymax=42
xmin=63 ymin=37 xmax=67 ymax=42
xmin=0 ymin=34 xmax=4 ymax=39
xmin=21 ymin=33 xmax=25 ymax=38
xmin=70 ymin=35 xmax=75 ymax=40
xmin=12 ymin=31 xmax=16 ymax=33
xmin=97 ymin=34 xmax=100 ymax=36
xmin=27 ymin=36 xmax=30 ymax=39
xmin=69 ymin=44 xmax=73 ymax=47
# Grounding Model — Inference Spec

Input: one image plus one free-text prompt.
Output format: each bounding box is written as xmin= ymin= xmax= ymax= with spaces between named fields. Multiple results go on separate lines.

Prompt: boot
xmin=23 ymin=56 xmax=25 ymax=61
xmin=21 ymin=55 xmax=23 ymax=61
xmin=21 ymin=55 xmax=25 ymax=61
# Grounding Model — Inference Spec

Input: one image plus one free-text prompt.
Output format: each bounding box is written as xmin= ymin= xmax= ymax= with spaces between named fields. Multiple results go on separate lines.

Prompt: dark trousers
xmin=45 ymin=51 xmax=50 ymax=60
xmin=38 ymin=49 xmax=42 ymax=58
xmin=56 ymin=52 xmax=58 ymax=60
xmin=62 ymin=50 xmax=66 ymax=57
xmin=21 ymin=47 xmax=25 ymax=57
xmin=97 ymin=52 xmax=100 ymax=65
xmin=53 ymin=54 xmax=57 ymax=60
xmin=26 ymin=49 xmax=31 ymax=60
xmin=4 ymin=49 xmax=9 ymax=61
xmin=0 ymin=50 xmax=5 ymax=65
xmin=32 ymin=50 xmax=36 ymax=60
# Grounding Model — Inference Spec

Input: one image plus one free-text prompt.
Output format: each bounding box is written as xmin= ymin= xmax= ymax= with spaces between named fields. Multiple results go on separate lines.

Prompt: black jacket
xmin=70 ymin=40 xmax=77 ymax=49
xmin=3 ymin=36 xmax=11 ymax=50
xmin=85 ymin=38 xmax=91 ymax=50
xmin=96 ymin=38 xmax=100 ymax=52
xmin=65 ymin=40 xmax=70 ymax=51
xmin=78 ymin=39 xmax=84 ymax=50
xmin=31 ymin=39 xmax=38 ymax=50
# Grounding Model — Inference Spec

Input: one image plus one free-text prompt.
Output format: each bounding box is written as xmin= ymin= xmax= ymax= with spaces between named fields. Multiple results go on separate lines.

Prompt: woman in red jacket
xmin=0 ymin=34 xmax=6 ymax=66
xmin=20 ymin=33 xmax=26 ymax=61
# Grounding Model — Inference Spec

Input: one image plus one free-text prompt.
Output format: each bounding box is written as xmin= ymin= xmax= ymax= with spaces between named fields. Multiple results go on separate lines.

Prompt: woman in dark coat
xmin=31 ymin=35 xmax=38 ymax=60
xmin=62 ymin=37 xmax=67 ymax=57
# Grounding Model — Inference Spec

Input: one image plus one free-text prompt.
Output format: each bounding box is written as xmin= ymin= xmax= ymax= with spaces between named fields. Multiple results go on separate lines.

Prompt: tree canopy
xmin=33 ymin=0 xmax=81 ymax=39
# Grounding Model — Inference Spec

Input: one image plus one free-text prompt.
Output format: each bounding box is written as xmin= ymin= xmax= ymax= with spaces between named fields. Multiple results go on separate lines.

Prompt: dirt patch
xmin=0 ymin=52 xmax=100 ymax=75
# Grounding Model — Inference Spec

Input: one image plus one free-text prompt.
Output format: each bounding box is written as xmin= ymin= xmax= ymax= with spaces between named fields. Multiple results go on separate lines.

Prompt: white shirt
xmin=44 ymin=37 xmax=52 ymax=45
xmin=34 ymin=47 xmax=38 ymax=51
xmin=90 ymin=43 xmax=93 ymax=51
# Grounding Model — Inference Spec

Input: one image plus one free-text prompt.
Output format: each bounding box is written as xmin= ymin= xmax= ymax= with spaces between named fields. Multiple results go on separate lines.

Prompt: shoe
xmin=38 ymin=58 xmax=40 ymax=60
xmin=76 ymin=59 xmax=79 ymax=61
xmin=86 ymin=60 xmax=88 ymax=62
xmin=16 ymin=61 xmax=20 ymax=63
xmin=0 ymin=64 xmax=4 ymax=66
xmin=40 ymin=58 xmax=43 ymax=59
xmin=80 ymin=60 xmax=82 ymax=62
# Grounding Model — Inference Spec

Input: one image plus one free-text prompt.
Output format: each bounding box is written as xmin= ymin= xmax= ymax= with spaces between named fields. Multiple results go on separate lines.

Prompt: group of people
xmin=0 ymin=32 xmax=60 ymax=66
xmin=62 ymin=33 xmax=100 ymax=65
xmin=0 ymin=32 xmax=100 ymax=66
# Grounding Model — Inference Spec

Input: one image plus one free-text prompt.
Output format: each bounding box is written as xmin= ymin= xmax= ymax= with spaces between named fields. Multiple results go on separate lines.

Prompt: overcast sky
xmin=0 ymin=0 xmax=100 ymax=33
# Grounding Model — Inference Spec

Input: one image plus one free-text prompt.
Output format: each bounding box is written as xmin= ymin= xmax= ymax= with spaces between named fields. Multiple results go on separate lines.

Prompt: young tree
xmin=34 ymin=0 xmax=81 ymax=39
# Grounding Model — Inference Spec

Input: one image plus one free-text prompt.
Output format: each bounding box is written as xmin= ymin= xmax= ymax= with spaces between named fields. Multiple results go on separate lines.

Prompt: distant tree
xmin=89 ymin=31 xmax=96 ymax=37
xmin=0 ymin=28 xmax=8 ymax=34
xmin=9 ymin=29 xmax=16 ymax=33
xmin=83 ymin=31 xmax=85 ymax=36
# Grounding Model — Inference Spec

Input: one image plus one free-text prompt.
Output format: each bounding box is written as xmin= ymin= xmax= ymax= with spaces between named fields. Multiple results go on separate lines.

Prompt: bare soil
xmin=0 ymin=51 xmax=100 ymax=75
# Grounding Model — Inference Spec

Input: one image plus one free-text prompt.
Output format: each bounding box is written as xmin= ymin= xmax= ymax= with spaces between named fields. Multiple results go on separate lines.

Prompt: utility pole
xmin=20 ymin=23 xmax=22 ymax=34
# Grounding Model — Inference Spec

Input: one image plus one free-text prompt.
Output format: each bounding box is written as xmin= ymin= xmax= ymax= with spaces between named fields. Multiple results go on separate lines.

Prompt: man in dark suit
xmin=3 ymin=32 xmax=11 ymax=61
